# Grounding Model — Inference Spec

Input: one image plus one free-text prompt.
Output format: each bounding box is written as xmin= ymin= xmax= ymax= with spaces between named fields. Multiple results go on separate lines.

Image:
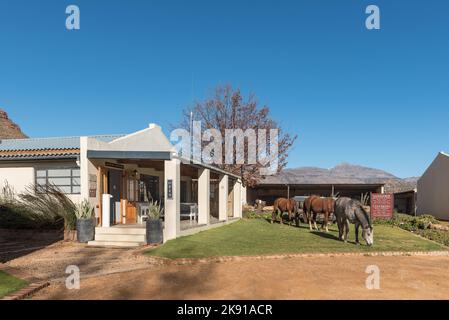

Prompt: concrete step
xmin=94 ymin=233 xmax=146 ymax=242
xmin=95 ymin=227 xmax=146 ymax=235
xmin=87 ymin=240 xmax=145 ymax=248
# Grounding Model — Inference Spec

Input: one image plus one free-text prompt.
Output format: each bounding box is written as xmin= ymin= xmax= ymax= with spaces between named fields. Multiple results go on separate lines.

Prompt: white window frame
xmin=35 ymin=167 xmax=81 ymax=195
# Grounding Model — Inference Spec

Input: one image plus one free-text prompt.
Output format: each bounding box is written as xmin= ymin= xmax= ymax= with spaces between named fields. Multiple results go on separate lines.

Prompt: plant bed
xmin=374 ymin=213 xmax=449 ymax=247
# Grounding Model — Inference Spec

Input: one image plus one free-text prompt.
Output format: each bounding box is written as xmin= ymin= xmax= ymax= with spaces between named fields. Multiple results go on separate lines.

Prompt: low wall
xmin=0 ymin=228 xmax=64 ymax=242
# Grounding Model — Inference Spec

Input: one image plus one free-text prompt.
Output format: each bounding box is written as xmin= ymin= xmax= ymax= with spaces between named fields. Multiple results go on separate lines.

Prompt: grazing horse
xmin=334 ymin=197 xmax=373 ymax=246
xmin=304 ymin=196 xmax=335 ymax=232
xmin=272 ymin=198 xmax=298 ymax=226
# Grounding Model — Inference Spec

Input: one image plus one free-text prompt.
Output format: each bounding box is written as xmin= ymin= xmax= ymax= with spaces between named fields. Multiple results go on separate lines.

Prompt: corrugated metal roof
xmin=258 ymin=169 xmax=387 ymax=186
xmin=0 ymin=134 xmax=124 ymax=151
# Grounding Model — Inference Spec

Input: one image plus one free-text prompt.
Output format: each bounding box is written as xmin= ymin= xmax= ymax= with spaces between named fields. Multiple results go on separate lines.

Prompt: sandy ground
xmin=4 ymin=241 xmax=158 ymax=282
xmin=32 ymin=254 xmax=449 ymax=300
xmin=5 ymin=241 xmax=449 ymax=300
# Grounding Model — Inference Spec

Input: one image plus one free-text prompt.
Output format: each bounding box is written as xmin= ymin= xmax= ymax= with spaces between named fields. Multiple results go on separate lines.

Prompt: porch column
xmin=233 ymin=180 xmax=242 ymax=218
xmin=164 ymin=159 xmax=180 ymax=241
xmin=198 ymin=168 xmax=210 ymax=225
xmin=219 ymin=174 xmax=228 ymax=222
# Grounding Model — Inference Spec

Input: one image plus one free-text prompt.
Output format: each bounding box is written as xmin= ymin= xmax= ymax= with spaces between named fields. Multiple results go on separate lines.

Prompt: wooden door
xmin=125 ymin=200 xmax=137 ymax=224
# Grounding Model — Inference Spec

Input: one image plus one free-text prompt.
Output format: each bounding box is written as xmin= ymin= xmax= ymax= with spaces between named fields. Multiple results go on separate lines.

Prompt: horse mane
xmin=355 ymin=204 xmax=372 ymax=229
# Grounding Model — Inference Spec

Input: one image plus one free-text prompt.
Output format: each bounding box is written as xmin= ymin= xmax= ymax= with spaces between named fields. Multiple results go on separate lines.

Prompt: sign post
xmin=370 ymin=193 xmax=394 ymax=219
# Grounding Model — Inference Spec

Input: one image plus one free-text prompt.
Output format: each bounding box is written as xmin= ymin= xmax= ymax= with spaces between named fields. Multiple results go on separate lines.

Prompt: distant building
xmin=247 ymin=165 xmax=386 ymax=205
xmin=417 ymin=152 xmax=449 ymax=220
xmin=394 ymin=189 xmax=416 ymax=215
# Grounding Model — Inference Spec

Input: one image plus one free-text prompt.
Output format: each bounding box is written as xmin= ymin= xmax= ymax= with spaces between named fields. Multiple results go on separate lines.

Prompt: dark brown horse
xmin=304 ymin=196 xmax=335 ymax=232
xmin=272 ymin=198 xmax=298 ymax=226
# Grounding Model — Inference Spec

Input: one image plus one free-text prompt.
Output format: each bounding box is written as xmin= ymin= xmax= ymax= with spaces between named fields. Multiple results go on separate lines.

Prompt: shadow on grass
xmin=262 ymin=218 xmax=309 ymax=229
xmin=310 ymin=231 xmax=340 ymax=241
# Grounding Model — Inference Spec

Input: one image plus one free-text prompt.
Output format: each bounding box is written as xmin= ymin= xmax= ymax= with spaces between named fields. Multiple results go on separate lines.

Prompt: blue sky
xmin=1 ymin=0 xmax=448 ymax=178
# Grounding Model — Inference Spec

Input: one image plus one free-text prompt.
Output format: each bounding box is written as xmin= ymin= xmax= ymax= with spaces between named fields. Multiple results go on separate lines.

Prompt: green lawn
xmin=0 ymin=271 xmax=28 ymax=299
xmin=146 ymin=219 xmax=446 ymax=259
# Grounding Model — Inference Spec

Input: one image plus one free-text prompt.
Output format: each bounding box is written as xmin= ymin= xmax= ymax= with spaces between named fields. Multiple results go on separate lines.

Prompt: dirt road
xmin=33 ymin=254 xmax=449 ymax=300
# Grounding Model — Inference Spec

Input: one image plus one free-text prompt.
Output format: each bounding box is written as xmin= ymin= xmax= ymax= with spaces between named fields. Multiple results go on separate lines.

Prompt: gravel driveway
xmin=4 ymin=241 xmax=160 ymax=282
xmin=29 ymin=252 xmax=449 ymax=300
xmin=5 ymin=241 xmax=449 ymax=300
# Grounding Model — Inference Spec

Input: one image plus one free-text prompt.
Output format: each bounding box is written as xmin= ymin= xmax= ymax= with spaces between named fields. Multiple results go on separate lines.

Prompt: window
xmin=180 ymin=181 xmax=187 ymax=203
xmin=127 ymin=178 xmax=137 ymax=202
xmin=36 ymin=168 xmax=81 ymax=194
xmin=139 ymin=175 xmax=160 ymax=203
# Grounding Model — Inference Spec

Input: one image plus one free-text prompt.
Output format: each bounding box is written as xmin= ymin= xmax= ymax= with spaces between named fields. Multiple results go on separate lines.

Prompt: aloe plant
xmin=75 ymin=199 xmax=95 ymax=220
xmin=148 ymin=200 xmax=163 ymax=220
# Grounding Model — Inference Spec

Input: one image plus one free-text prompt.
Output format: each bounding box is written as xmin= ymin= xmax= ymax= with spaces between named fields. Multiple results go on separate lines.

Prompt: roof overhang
xmin=252 ymin=183 xmax=385 ymax=188
xmin=0 ymin=148 xmax=80 ymax=161
xmin=87 ymin=150 xmax=172 ymax=161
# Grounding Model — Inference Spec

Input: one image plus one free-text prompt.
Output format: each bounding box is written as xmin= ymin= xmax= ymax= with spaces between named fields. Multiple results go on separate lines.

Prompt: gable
xmin=91 ymin=124 xmax=175 ymax=153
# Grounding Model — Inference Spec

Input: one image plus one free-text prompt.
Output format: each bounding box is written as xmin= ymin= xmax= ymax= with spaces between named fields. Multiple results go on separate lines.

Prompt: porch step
xmin=94 ymin=227 xmax=146 ymax=235
xmin=94 ymin=233 xmax=146 ymax=242
xmin=87 ymin=240 xmax=145 ymax=248
xmin=88 ymin=226 xmax=147 ymax=247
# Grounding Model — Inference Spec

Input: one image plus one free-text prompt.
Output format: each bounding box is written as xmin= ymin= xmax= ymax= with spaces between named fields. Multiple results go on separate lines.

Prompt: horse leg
xmin=344 ymin=219 xmax=350 ymax=243
xmin=279 ymin=209 xmax=283 ymax=225
xmin=323 ymin=212 xmax=329 ymax=233
xmin=295 ymin=212 xmax=300 ymax=227
xmin=307 ymin=210 xmax=313 ymax=231
xmin=271 ymin=210 xmax=276 ymax=224
xmin=337 ymin=217 xmax=343 ymax=241
xmin=355 ymin=222 xmax=360 ymax=245
xmin=313 ymin=212 xmax=318 ymax=230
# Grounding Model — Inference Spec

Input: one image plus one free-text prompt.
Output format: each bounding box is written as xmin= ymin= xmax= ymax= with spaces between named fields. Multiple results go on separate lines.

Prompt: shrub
xmin=419 ymin=229 xmax=449 ymax=246
xmin=244 ymin=211 xmax=272 ymax=220
xmin=0 ymin=183 xmax=62 ymax=230
xmin=0 ymin=184 xmax=77 ymax=230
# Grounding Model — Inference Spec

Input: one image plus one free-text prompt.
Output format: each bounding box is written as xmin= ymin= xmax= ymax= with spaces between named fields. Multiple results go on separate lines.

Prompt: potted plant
xmin=146 ymin=200 xmax=163 ymax=245
xmin=75 ymin=200 xmax=95 ymax=243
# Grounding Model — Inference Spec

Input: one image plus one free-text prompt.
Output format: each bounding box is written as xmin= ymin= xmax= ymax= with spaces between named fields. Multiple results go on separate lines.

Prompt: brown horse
xmin=272 ymin=198 xmax=298 ymax=226
xmin=304 ymin=196 xmax=335 ymax=232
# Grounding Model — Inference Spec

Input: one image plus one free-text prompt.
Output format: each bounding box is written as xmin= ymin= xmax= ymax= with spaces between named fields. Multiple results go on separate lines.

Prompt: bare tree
xmin=178 ymin=85 xmax=297 ymax=187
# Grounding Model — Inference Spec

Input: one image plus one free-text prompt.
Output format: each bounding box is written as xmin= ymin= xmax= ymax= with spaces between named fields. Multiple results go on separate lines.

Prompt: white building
xmin=417 ymin=152 xmax=449 ymax=220
xmin=0 ymin=124 xmax=243 ymax=245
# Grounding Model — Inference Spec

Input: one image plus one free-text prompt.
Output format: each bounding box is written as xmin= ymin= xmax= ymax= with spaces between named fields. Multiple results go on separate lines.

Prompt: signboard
xmin=370 ymin=193 xmax=394 ymax=219
xmin=167 ymin=179 xmax=173 ymax=200
xmin=105 ymin=162 xmax=124 ymax=170
xmin=89 ymin=174 xmax=97 ymax=198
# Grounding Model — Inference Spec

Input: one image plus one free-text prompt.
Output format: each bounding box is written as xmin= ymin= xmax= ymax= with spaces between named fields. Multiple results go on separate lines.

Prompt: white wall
xmin=0 ymin=160 xmax=82 ymax=203
xmin=417 ymin=152 xmax=449 ymax=220
xmin=0 ymin=166 xmax=34 ymax=194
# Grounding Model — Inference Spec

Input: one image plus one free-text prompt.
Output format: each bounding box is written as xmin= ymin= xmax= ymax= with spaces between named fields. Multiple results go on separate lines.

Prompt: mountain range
xmin=0 ymin=109 xmax=27 ymax=139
